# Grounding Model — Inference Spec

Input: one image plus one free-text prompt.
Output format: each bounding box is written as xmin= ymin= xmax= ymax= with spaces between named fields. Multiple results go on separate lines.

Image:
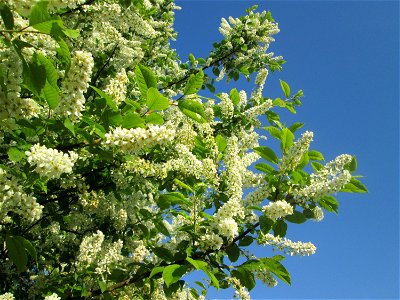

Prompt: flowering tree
xmin=0 ymin=1 xmax=367 ymax=299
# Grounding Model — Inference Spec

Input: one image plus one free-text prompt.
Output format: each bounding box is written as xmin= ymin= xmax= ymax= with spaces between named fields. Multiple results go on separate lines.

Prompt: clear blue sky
xmin=173 ymin=1 xmax=399 ymax=299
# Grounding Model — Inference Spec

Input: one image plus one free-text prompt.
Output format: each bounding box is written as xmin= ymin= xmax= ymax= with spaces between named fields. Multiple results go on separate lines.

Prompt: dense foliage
xmin=0 ymin=1 xmax=367 ymax=299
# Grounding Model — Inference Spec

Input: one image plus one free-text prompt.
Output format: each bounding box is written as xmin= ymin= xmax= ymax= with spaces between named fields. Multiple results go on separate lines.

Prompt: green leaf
xmin=308 ymin=150 xmax=324 ymax=161
xmin=279 ymin=79 xmax=290 ymax=98
xmin=0 ymin=4 xmax=14 ymax=30
xmin=154 ymin=219 xmax=171 ymax=237
xmin=157 ymin=192 xmax=190 ymax=209
xmin=280 ymin=128 xmax=294 ymax=153
xmin=147 ymin=87 xmax=169 ymax=111
xmin=186 ymin=257 xmax=219 ymax=290
xmin=28 ymin=59 xmax=46 ymax=96
xmin=6 ymin=236 xmax=28 ymax=273
xmin=288 ymin=122 xmax=304 ymax=133
xmin=260 ymin=257 xmax=291 ymax=285
xmin=318 ymin=196 xmax=339 ymax=214
xmin=238 ymin=236 xmax=253 ymax=247
xmin=254 ymin=163 xmax=275 ymax=174
xmin=145 ymin=112 xmax=164 ymax=125
xmin=98 ymin=280 xmax=107 ymax=293
xmin=37 ymin=53 xmax=58 ymax=89
xmin=153 ymin=247 xmax=174 ymax=262
xmin=29 ymin=2 xmax=64 ymax=34
xmin=231 ymin=268 xmax=256 ymax=291
xmin=259 ymin=215 xmax=274 ymax=233
xmin=135 ymin=64 xmax=157 ymax=99
xmin=162 ymin=264 xmax=188 ymax=287
xmin=122 ymin=113 xmax=145 ymax=129
xmin=311 ymin=161 xmax=324 ymax=172
xmin=55 ymin=37 xmax=71 ymax=70
xmin=90 ymin=86 xmax=118 ymax=111
xmin=7 ymin=147 xmax=26 ymax=162
xmin=273 ymin=219 xmax=287 ymax=237
xmin=173 ymin=179 xmax=193 ymax=192
xmin=62 ymin=28 xmax=80 ymax=39
xmin=264 ymin=126 xmax=281 ymax=140
xmin=178 ymin=99 xmax=206 ymax=123
xmin=215 ymin=135 xmax=227 ymax=152
xmin=42 ymin=82 xmax=59 ymax=109
xmin=254 ymin=146 xmax=279 ymax=164
xmin=63 ymin=117 xmax=75 ymax=135
xmin=229 ymin=88 xmax=240 ymax=105
xmin=184 ymin=69 xmax=204 ymax=95
xmin=342 ymin=178 xmax=368 ymax=193
xmin=285 ymin=210 xmax=306 ymax=224
xmin=346 ymin=156 xmax=357 ymax=173
xmin=225 ymin=243 xmax=240 ymax=262
xmin=150 ymin=266 xmax=165 ymax=278
xmin=20 ymin=236 xmax=37 ymax=262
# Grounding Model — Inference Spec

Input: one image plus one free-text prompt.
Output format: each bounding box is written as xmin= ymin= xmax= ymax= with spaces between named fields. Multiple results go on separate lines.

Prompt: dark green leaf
xmin=342 ymin=178 xmax=368 ymax=193
xmin=238 ymin=236 xmax=253 ymax=247
xmin=285 ymin=210 xmax=306 ymax=224
xmin=20 ymin=236 xmax=37 ymax=262
xmin=63 ymin=117 xmax=75 ymax=135
xmin=254 ymin=146 xmax=279 ymax=164
xmin=157 ymin=192 xmax=190 ymax=209
xmin=122 ymin=113 xmax=145 ymax=129
xmin=186 ymin=257 xmax=219 ymax=290
xmin=184 ymin=69 xmax=204 ymax=95
xmin=273 ymin=219 xmax=287 ymax=237
xmin=7 ymin=147 xmax=26 ymax=162
xmin=259 ymin=215 xmax=274 ymax=233
xmin=90 ymin=86 xmax=118 ymax=111
xmin=147 ymin=87 xmax=169 ymax=111
xmin=225 ymin=243 xmax=240 ymax=262
xmin=6 ymin=236 xmax=28 ymax=273
xmin=346 ymin=156 xmax=357 ymax=173
xmin=0 ymin=4 xmax=14 ymax=30
xmin=279 ymin=79 xmax=290 ymax=98
xmin=231 ymin=268 xmax=256 ymax=291
xmin=154 ymin=219 xmax=171 ymax=237
xmin=308 ymin=150 xmax=324 ymax=161
xmin=162 ymin=264 xmax=188 ymax=287
xmin=152 ymin=247 xmax=174 ymax=262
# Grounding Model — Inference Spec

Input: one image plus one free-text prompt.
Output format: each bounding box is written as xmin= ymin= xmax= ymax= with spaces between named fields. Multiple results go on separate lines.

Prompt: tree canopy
xmin=0 ymin=1 xmax=367 ymax=299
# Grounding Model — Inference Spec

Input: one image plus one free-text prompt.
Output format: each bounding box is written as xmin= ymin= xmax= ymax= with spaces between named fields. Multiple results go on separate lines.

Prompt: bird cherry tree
xmin=0 ymin=1 xmax=367 ymax=299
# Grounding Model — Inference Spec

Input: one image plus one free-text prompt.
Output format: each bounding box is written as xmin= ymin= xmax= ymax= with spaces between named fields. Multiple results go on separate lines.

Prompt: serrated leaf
xmin=121 ymin=113 xmax=144 ymax=129
xmin=308 ymin=150 xmax=324 ymax=161
xmin=145 ymin=112 xmax=164 ymax=125
xmin=273 ymin=219 xmax=287 ymax=237
xmin=231 ymin=268 xmax=256 ymax=291
xmin=254 ymin=163 xmax=275 ymax=174
xmin=135 ymin=64 xmax=157 ymax=99
xmin=254 ymin=146 xmax=279 ymax=164
xmin=288 ymin=122 xmax=304 ymax=133
xmin=0 ymin=4 xmax=14 ymax=30
xmin=147 ymin=87 xmax=169 ymax=111
xmin=6 ymin=236 xmax=28 ymax=273
xmin=162 ymin=264 xmax=188 ymax=287
xmin=318 ymin=196 xmax=339 ymax=214
xmin=55 ymin=37 xmax=71 ymax=70
xmin=178 ymin=99 xmax=206 ymax=123
xmin=184 ymin=69 xmax=204 ymax=95
xmin=90 ymin=86 xmax=118 ymax=111
xmin=229 ymin=88 xmax=240 ymax=105
xmin=42 ymin=81 xmax=59 ymax=109
xmin=7 ymin=147 xmax=26 ymax=162
xmin=279 ymin=79 xmax=290 ymax=98
xmin=173 ymin=179 xmax=193 ymax=192
xmin=311 ymin=161 xmax=324 ymax=172
xmin=186 ymin=258 xmax=219 ymax=290
xmin=260 ymin=257 xmax=291 ymax=285
xmin=342 ymin=178 xmax=368 ymax=193
xmin=259 ymin=215 xmax=274 ymax=233
xmin=264 ymin=126 xmax=281 ymax=140
xmin=37 ymin=53 xmax=58 ymax=89
xmin=346 ymin=156 xmax=357 ymax=173
xmin=153 ymin=247 xmax=174 ymax=262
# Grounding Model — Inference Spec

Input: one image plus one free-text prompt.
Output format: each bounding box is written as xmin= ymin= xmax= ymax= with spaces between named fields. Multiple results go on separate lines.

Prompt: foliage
xmin=0 ymin=1 xmax=366 ymax=299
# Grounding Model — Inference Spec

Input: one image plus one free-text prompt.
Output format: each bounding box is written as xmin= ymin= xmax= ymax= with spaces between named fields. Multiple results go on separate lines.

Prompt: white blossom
xmin=262 ymin=200 xmax=293 ymax=221
xmin=258 ymin=233 xmax=317 ymax=256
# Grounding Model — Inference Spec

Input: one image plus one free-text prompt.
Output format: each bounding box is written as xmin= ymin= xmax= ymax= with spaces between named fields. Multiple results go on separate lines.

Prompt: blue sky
xmin=173 ymin=1 xmax=399 ymax=299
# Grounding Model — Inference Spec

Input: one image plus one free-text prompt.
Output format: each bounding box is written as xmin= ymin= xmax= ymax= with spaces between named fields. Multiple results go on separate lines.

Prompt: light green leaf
xmin=173 ymin=178 xmax=193 ymax=192
xmin=157 ymin=192 xmax=190 ymax=209
xmin=178 ymin=99 xmax=206 ymax=123
xmin=122 ymin=113 xmax=145 ymax=129
xmin=37 ymin=53 xmax=58 ymax=89
xmin=342 ymin=178 xmax=368 ymax=193
xmin=311 ymin=161 xmax=324 ymax=172
xmin=42 ymin=81 xmax=59 ymax=109
xmin=55 ymin=37 xmax=71 ymax=70
xmin=98 ymin=280 xmax=107 ymax=293
xmin=162 ymin=264 xmax=188 ymax=287
xmin=184 ymin=69 xmax=204 ymax=95
xmin=288 ymin=122 xmax=304 ymax=133
xmin=135 ymin=64 xmax=157 ymax=99
xmin=145 ymin=112 xmax=164 ymax=125
xmin=308 ymin=150 xmax=324 ymax=161
xmin=63 ymin=117 xmax=75 ymax=135
xmin=346 ymin=156 xmax=357 ymax=173
xmin=229 ymin=88 xmax=240 ymax=105
xmin=279 ymin=79 xmax=290 ymax=98
xmin=318 ymin=196 xmax=339 ymax=214
xmin=7 ymin=147 xmax=26 ymax=162
xmin=254 ymin=146 xmax=279 ymax=164
xmin=150 ymin=266 xmax=165 ymax=278
xmin=260 ymin=257 xmax=291 ymax=285
xmin=264 ymin=126 xmax=281 ymax=140
xmin=280 ymin=128 xmax=294 ymax=153
xmin=0 ymin=4 xmax=14 ymax=30
xmin=215 ymin=135 xmax=227 ymax=152
xmin=147 ymin=87 xmax=169 ymax=111
xmin=254 ymin=163 xmax=275 ymax=174
xmin=186 ymin=257 xmax=219 ymax=290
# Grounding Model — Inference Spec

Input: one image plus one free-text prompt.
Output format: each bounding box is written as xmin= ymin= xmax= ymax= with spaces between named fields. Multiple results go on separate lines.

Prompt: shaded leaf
xmin=0 ymin=4 xmax=14 ymax=30
xmin=162 ymin=264 xmax=188 ymax=287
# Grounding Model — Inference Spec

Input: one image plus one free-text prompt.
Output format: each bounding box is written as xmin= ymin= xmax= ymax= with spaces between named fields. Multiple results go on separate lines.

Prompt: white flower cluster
xmin=295 ymin=154 xmax=353 ymax=200
xmin=95 ymin=240 xmax=123 ymax=275
xmin=226 ymin=277 xmax=251 ymax=300
xmin=77 ymin=230 xmax=105 ymax=267
xmin=54 ymin=51 xmax=94 ymax=122
xmin=280 ymin=131 xmax=314 ymax=174
xmin=259 ymin=233 xmax=317 ymax=256
xmin=47 ymin=0 xmax=86 ymax=11
xmin=218 ymin=92 xmax=235 ymax=119
xmin=26 ymin=144 xmax=79 ymax=179
xmin=255 ymin=269 xmax=278 ymax=288
xmin=104 ymin=68 xmax=129 ymax=106
xmin=199 ymin=232 xmax=223 ymax=251
xmin=0 ymin=292 xmax=14 ymax=300
xmin=251 ymin=68 xmax=269 ymax=104
xmin=243 ymin=185 xmax=271 ymax=207
xmin=244 ymin=98 xmax=273 ymax=120
xmin=313 ymin=206 xmax=324 ymax=222
xmin=131 ymin=240 xmax=150 ymax=263
xmin=104 ymin=125 xmax=175 ymax=154
xmin=0 ymin=167 xmax=43 ymax=223
xmin=44 ymin=293 xmax=61 ymax=300
xmin=262 ymin=200 xmax=293 ymax=221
